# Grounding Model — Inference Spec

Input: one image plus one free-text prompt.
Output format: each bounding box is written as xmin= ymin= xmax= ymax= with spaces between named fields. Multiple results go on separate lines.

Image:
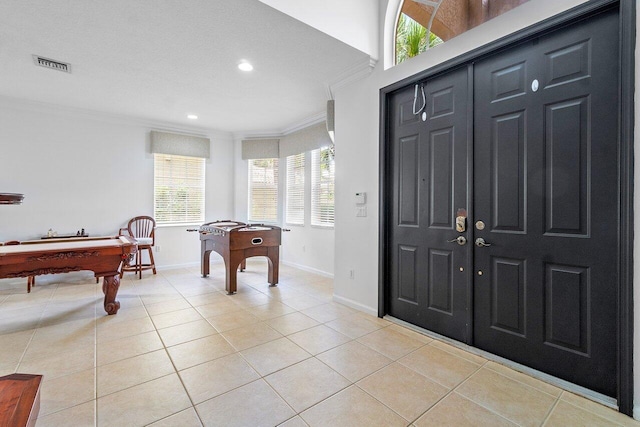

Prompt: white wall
xmin=333 ymin=0 xmax=639 ymax=417
xmin=233 ymin=138 xmax=335 ymax=277
xmin=0 ymin=97 xmax=235 ymax=268
xmin=258 ymin=0 xmax=379 ymax=60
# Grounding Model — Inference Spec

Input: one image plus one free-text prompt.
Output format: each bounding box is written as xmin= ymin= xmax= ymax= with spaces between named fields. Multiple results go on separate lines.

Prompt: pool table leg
xmin=102 ymin=274 xmax=121 ymax=315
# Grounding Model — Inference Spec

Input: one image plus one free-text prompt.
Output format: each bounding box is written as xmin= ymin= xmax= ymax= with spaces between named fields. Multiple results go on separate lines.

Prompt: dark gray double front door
xmin=387 ymin=8 xmax=619 ymax=397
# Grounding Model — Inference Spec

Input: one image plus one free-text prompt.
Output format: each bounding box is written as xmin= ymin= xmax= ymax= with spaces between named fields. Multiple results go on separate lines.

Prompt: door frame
xmin=378 ymin=0 xmax=635 ymax=415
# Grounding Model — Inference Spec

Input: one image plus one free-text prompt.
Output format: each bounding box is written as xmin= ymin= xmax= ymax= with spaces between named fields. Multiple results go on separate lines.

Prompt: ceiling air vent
xmin=32 ymin=55 xmax=71 ymax=73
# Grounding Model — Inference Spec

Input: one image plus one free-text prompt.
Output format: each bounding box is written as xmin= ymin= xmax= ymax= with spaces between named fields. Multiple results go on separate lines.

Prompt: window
xmin=311 ymin=145 xmax=335 ymax=226
xmin=394 ymin=0 xmax=531 ymax=65
xmin=396 ymin=13 xmax=443 ymax=64
xmin=154 ymin=153 xmax=205 ymax=224
xmin=286 ymin=153 xmax=305 ymax=225
xmin=249 ymin=158 xmax=279 ymax=223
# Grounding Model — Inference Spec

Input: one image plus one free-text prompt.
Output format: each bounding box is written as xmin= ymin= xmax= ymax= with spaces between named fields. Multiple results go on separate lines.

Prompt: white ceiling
xmin=0 ymin=0 xmax=371 ymax=134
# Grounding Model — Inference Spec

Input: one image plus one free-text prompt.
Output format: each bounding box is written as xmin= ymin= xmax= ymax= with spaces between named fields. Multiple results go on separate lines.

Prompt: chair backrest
xmin=127 ymin=216 xmax=156 ymax=243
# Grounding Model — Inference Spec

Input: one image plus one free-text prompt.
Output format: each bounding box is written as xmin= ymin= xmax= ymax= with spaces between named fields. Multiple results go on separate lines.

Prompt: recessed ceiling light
xmin=187 ymin=114 xmax=198 ymax=120
xmin=238 ymin=61 xmax=253 ymax=72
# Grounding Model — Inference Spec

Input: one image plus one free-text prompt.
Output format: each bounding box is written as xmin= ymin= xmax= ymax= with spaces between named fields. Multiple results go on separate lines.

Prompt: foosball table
xmin=192 ymin=220 xmax=283 ymax=294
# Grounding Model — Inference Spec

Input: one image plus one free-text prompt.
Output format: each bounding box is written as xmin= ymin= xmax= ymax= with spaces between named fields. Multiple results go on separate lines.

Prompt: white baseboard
xmin=281 ymin=260 xmax=333 ymax=278
xmin=155 ymin=262 xmax=200 ymax=270
xmin=155 ymin=259 xmax=332 ymax=277
xmin=332 ymin=294 xmax=378 ymax=317
xmin=634 ymin=404 xmax=639 ymax=421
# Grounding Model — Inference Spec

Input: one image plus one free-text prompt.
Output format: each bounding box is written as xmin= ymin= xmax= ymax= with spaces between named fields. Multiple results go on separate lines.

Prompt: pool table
xmin=0 ymin=236 xmax=137 ymax=315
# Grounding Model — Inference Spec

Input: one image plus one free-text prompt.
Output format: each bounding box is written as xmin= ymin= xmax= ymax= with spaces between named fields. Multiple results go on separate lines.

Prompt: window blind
xmin=150 ymin=131 xmax=210 ymax=159
xmin=241 ymin=139 xmax=280 ymax=160
xmin=286 ymin=153 xmax=305 ymax=225
xmin=154 ymin=153 xmax=205 ymax=224
xmin=311 ymin=146 xmax=335 ymax=226
xmin=249 ymin=158 xmax=279 ymax=223
xmin=279 ymin=122 xmax=332 ymax=157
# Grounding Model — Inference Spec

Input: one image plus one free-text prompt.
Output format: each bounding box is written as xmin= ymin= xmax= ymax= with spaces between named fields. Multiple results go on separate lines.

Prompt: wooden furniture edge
xmin=0 ymin=373 xmax=43 ymax=427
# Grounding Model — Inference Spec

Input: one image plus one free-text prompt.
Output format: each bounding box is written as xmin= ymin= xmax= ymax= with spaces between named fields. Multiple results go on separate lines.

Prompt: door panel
xmin=544 ymin=263 xmax=590 ymax=354
xmin=429 ymin=128 xmax=454 ymax=227
xmin=492 ymin=110 xmax=526 ymax=233
xmin=490 ymin=256 xmax=526 ymax=337
xmin=473 ymin=8 xmax=619 ymax=397
xmin=388 ymin=66 xmax=471 ymax=342
xmin=398 ymin=134 xmax=420 ymax=225
xmin=544 ymin=97 xmax=590 ymax=236
xmin=428 ymin=249 xmax=453 ymax=314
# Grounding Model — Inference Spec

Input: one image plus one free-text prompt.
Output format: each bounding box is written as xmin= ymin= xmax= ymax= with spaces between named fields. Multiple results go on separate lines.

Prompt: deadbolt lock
xmin=455 ymin=208 xmax=467 ymax=232
xmin=475 ymin=220 xmax=485 ymax=230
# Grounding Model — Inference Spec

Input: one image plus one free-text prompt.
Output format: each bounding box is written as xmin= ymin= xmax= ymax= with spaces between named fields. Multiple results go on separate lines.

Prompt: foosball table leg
xmin=201 ymin=247 xmax=211 ymax=278
xmin=267 ymin=246 xmax=280 ymax=287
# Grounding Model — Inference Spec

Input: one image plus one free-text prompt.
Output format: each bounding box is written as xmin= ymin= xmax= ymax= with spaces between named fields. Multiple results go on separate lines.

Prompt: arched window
xmin=394 ymin=0 xmax=531 ymax=65
xmin=396 ymin=13 xmax=443 ymax=65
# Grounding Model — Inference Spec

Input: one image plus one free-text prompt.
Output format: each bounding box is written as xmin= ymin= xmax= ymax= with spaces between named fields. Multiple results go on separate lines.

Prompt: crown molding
xmin=328 ymin=56 xmax=377 ymax=94
xmin=233 ymin=111 xmax=327 ymax=141
xmin=281 ymin=111 xmax=327 ymax=134
xmin=0 ymin=95 xmax=233 ymax=140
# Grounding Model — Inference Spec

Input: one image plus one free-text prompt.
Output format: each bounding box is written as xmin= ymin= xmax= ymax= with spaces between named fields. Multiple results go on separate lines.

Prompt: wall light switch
xmin=354 ymin=192 xmax=366 ymax=204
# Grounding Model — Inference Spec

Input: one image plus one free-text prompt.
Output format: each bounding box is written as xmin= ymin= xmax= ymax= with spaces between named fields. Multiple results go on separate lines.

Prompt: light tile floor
xmin=0 ymin=260 xmax=638 ymax=427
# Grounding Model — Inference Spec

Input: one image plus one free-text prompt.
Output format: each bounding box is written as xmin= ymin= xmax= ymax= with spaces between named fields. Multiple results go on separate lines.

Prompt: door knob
xmin=447 ymin=236 xmax=467 ymax=245
xmin=475 ymin=238 xmax=491 ymax=247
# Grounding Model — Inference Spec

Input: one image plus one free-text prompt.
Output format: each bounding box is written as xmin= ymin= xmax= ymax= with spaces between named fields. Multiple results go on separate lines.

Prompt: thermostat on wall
xmin=354 ymin=192 xmax=366 ymax=204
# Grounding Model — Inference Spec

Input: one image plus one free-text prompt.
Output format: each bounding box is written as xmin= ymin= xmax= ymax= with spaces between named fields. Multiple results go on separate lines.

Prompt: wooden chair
xmin=119 ymin=216 xmax=157 ymax=279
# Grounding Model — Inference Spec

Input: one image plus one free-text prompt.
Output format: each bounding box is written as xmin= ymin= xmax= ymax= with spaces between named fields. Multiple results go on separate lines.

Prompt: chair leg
xmin=148 ymin=247 xmax=157 ymax=275
xmin=120 ymin=246 xmax=155 ymax=280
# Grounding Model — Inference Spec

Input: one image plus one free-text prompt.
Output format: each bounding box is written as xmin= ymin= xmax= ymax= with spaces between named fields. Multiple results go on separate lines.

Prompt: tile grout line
xmin=552 ymin=393 xmax=629 ymax=427
xmin=433 ymin=359 xmax=526 ymax=427
xmin=298 ymin=328 xmax=408 ymax=423
xmin=152 ymin=272 xmax=212 ymax=427
xmin=93 ymin=294 xmax=99 ymax=426
xmin=540 ymin=395 xmax=563 ymax=427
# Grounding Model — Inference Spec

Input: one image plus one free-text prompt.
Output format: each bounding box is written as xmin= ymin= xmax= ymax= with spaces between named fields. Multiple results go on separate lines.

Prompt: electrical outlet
xmin=155 ymin=245 xmax=160 ymax=252
xmin=356 ymin=206 xmax=367 ymax=217
xmin=349 ymin=269 xmax=355 ymax=279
